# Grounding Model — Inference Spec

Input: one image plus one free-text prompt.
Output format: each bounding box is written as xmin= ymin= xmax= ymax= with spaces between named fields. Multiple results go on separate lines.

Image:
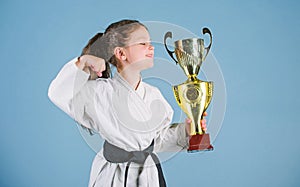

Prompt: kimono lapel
xmin=113 ymin=72 xmax=147 ymax=106
xmin=111 ymin=73 xmax=167 ymax=133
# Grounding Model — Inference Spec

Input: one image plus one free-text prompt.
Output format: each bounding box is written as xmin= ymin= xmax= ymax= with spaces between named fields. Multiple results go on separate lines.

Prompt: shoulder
xmin=84 ymin=77 xmax=114 ymax=93
xmin=142 ymin=81 xmax=174 ymax=120
xmin=141 ymin=81 xmax=166 ymax=100
xmin=142 ymin=82 xmax=161 ymax=94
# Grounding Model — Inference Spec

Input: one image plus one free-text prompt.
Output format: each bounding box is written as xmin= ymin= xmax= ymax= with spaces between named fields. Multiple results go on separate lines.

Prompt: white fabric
xmin=48 ymin=58 xmax=188 ymax=187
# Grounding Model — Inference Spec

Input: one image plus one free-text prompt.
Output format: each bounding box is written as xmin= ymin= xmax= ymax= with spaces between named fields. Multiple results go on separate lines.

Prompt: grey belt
xmin=103 ymin=140 xmax=166 ymax=187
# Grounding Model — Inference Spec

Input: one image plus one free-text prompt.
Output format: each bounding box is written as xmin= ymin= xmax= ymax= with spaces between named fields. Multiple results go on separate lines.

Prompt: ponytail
xmin=81 ymin=32 xmax=112 ymax=79
xmin=80 ymin=19 xmax=146 ymax=79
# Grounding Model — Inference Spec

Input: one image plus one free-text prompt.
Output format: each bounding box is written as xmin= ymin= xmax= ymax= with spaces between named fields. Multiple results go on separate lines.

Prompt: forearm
xmin=155 ymin=123 xmax=189 ymax=152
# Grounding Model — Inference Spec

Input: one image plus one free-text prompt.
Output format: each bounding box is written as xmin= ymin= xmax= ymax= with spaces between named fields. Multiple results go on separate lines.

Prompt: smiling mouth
xmin=146 ymin=54 xmax=154 ymax=58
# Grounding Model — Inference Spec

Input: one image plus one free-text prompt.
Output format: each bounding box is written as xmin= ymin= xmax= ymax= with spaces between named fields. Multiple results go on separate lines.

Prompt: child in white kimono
xmin=48 ymin=20 xmax=207 ymax=187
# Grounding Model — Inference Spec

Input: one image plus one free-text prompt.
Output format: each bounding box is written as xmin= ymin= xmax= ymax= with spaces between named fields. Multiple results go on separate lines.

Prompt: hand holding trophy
xmin=164 ymin=28 xmax=214 ymax=152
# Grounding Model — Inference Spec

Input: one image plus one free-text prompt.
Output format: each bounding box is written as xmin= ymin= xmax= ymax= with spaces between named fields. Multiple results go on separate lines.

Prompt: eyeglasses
xmin=124 ymin=41 xmax=153 ymax=48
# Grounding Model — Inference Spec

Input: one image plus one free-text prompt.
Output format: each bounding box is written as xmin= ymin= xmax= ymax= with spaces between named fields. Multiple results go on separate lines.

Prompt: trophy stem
xmin=189 ymin=119 xmax=204 ymax=135
xmin=187 ymin=74 xmax=198 ymax=82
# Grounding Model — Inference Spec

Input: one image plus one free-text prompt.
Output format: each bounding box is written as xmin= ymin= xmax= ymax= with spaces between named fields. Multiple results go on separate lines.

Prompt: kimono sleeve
xmin=153 ymin=88 xmax=189 ymax=152
xmin=155 ymin=123 xmax=189 ymax=152
xmin=48 ymin=58 xmax=99 ymax=131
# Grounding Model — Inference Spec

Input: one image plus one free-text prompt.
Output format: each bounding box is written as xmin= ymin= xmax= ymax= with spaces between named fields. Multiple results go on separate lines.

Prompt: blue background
xmin=1 ymin=0 xmax=299 ymax=186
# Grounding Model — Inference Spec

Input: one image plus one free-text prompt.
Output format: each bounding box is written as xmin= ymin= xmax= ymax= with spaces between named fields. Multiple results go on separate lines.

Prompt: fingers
xmin=96 ymin=62 xmax=106 ymax=77
xmin=91 ymin=64 xmax=105 ymax=77
xmin=200 ymin=119 xmax=207 ymax=131
xmin=82 ymin=55 xmax=106 ymax=77
xmin=96 ymin=71 xmax=102 ymax=77
xmin=202 ymin=112 xmax=208 ymax=131
xmin=185 ymin=118 xmax=207 ymax=134
xmin=185 ymin=118 xmax=191 ymax=135
xmin=185 ymin=118 xmax=206 ymax=127
xmin=185 ymin=118 xmax=192 ymax=124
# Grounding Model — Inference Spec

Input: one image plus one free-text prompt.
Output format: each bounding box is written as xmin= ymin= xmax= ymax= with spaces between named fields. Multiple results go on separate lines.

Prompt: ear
xmin=114 ymin=47 xmax=127 ymax=61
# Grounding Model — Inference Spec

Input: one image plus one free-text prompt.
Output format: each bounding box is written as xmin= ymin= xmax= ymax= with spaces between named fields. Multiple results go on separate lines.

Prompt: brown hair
xmin=105 ymin=19 xmax=146 ymax=67
xmin=81 ymin=19 xmax=147 ymax=78
xmin=81 ymin=32 xmax=111 ymax=79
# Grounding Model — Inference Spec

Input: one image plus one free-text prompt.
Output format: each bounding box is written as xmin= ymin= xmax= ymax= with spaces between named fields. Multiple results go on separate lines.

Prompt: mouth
xmin=145 ymin=54 xmax=154 ymax=58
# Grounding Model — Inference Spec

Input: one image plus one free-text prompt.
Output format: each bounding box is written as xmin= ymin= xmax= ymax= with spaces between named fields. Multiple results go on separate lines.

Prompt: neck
xmin=118 ymin=68 xmax=141 ymax=90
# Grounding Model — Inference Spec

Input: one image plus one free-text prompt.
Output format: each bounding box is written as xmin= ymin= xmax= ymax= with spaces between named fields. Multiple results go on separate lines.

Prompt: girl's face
xmin=122 ymin=26 xmax=154 ymax=70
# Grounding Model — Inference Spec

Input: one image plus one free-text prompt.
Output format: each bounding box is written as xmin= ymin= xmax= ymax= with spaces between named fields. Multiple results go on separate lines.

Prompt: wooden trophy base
xmin=188 ymin=134 xmax=214 ymax=153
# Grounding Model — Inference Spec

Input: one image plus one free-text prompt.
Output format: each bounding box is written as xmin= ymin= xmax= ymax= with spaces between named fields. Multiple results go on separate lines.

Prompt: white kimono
xmin=48 ymin=58 xmax=188 ymax=187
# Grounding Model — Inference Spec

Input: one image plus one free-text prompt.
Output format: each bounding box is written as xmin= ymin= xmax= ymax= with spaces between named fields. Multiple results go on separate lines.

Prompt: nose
xmin=148 ymin=43 xmax=154 ymax=50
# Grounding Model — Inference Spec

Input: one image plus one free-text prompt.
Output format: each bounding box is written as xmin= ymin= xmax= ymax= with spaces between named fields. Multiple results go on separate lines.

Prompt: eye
xmin=138 ymin=42 xmax=152 ymax=46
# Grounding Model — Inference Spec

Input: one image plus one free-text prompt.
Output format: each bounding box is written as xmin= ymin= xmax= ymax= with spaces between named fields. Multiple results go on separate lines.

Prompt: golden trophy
xmin=164 ymin=28 xmax=214 ymax=152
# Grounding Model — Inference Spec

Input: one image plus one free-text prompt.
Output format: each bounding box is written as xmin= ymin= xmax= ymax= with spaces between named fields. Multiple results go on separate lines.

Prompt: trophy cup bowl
xmin=164 ymin=28 xmax=214 ymax=152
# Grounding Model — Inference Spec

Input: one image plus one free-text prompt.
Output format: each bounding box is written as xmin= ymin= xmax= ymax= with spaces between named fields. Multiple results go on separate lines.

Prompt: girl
xmin=48 ymin=19 xmax=207 ymax=187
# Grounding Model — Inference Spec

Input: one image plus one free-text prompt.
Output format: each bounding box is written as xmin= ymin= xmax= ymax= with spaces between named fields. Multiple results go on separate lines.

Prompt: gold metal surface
xmin=173 ymin=79 xmax=213 ymax=135
xmin=174 ymin=38 xmax=205 ymax=77
xmin=164 ymin=28 xmax=213 ymax=136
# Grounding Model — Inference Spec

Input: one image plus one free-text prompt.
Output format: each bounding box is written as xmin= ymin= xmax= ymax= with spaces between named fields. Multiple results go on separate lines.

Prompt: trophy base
xmin=188 ymin=134 xmax=214 ymax=153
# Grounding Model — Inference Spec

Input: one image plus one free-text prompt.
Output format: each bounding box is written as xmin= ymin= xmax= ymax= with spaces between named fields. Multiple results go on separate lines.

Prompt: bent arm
xmin=152 ymin=88 xmax=189 ymax=152
xmin=48 ymin=57 xmax=90 ymax=118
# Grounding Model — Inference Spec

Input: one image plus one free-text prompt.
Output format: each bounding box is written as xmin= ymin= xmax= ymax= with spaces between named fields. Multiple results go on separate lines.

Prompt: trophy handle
xmin=164 ymin=31 xmax=178 ymax=64
xmin=202 ymin=28 xmax=212 ymax=60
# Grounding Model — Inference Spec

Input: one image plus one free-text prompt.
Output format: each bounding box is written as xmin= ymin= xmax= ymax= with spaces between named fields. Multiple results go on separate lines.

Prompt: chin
xmin=145 ymin=59 xmax=154 ymax=69
xmin=132 ymin=58 xmax=154 ymax=71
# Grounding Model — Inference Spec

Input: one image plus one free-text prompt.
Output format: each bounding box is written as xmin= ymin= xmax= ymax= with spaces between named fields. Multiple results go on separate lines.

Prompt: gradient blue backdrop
xmin=1 ymin=0 xmax=299 ymax=186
